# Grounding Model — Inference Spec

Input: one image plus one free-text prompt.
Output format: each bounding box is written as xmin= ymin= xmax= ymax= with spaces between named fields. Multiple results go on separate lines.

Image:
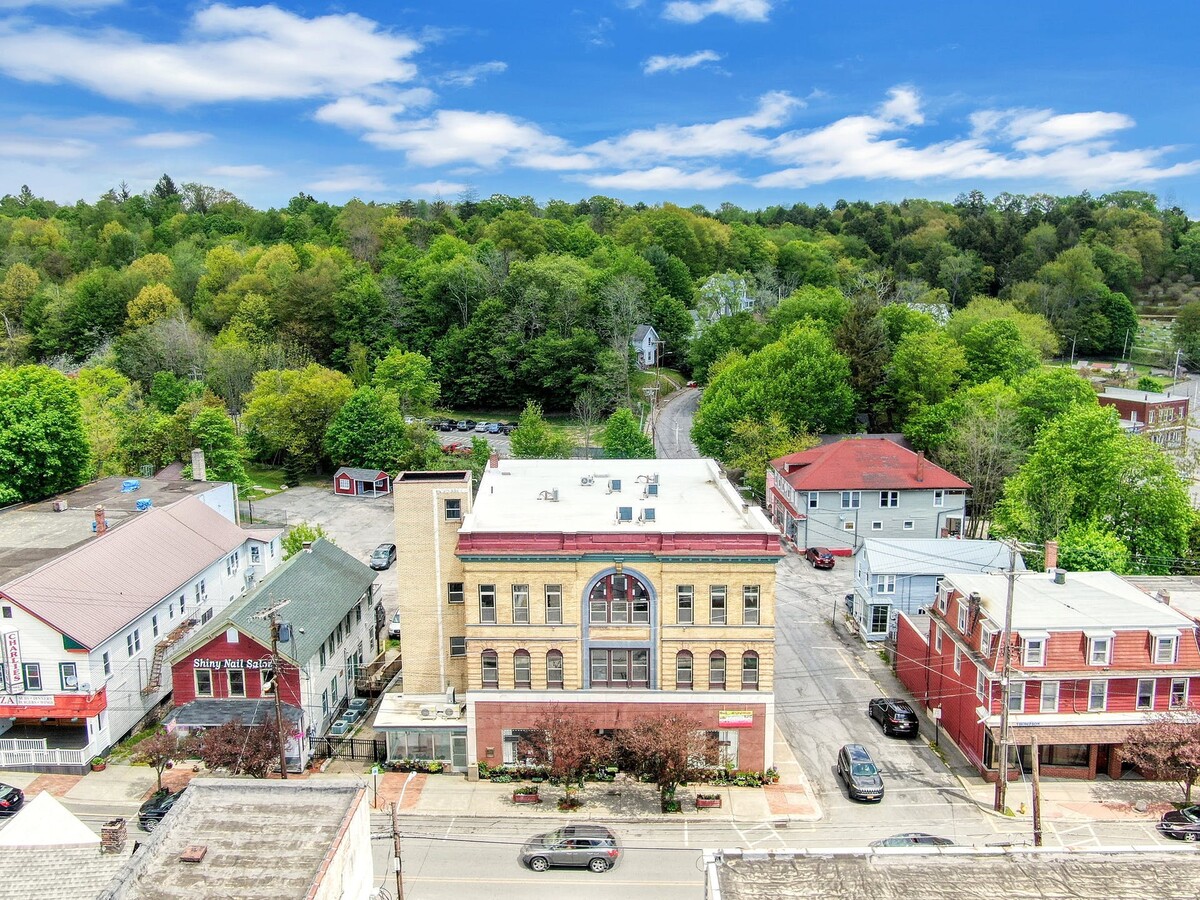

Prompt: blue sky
xmin=1 ymin=0 xmax=1198 ymax=212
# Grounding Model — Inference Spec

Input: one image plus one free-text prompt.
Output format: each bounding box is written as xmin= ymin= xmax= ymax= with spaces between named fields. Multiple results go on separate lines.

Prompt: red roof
xmin=770 ymin=438 xmax=970 ymax=492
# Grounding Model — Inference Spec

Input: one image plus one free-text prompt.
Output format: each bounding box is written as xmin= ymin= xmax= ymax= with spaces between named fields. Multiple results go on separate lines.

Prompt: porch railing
xmin=0 ymin=747 xmax=88 ymax=768
xmin=0 ymin=738 xmax=47 ymax=752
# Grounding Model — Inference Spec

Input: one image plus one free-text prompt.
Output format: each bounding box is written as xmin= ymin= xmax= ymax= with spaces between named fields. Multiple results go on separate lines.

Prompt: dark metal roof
xmin=163 ymin=698 xmax=301 ymax=728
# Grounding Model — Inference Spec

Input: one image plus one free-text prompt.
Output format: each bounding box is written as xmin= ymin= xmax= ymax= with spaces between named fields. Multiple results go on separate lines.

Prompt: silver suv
xmin=519 ymin=825 xmax=620 ymax=873
xmin=837 ymin=743 xmax=884 ymax=802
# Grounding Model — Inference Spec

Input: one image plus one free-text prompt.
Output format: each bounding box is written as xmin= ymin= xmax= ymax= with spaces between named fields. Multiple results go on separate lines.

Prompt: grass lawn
xmin=242 ymin=463 xmax=288 ymax=501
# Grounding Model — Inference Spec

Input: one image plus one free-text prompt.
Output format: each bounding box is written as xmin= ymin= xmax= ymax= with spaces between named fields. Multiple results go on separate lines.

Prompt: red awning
xmin=0 ymin=687 xmax=107 ymax=718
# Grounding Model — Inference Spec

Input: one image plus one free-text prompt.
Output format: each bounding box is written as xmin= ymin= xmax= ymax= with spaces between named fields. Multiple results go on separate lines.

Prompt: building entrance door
xmin=452 ymin=733 xmax=467 ymax=771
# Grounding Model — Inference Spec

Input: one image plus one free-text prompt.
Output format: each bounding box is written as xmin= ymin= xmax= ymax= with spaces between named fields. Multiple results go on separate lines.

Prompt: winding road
xmin=653 ymin=386 xmax=701 ymax=459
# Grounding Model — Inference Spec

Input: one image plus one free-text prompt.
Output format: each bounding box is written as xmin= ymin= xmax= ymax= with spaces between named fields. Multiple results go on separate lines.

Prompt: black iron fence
xmin=309 ymin=735 xmax=387 ymax=763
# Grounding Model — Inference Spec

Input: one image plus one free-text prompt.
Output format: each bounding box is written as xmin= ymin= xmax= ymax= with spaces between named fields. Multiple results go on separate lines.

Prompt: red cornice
xmin=457 ymin=531 xmax=781 ymax=555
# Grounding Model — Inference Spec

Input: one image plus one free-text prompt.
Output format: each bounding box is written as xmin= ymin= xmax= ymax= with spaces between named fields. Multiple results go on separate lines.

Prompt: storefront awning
xmin=992 ymin=723 xmax=1137 ymax=745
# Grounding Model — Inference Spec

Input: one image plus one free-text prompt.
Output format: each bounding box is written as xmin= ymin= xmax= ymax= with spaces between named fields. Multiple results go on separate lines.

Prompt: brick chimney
xmin=488 ymin=452 xmax=499 ymax=468
xmin=1043 ymin=539 xmax=1058 ymax=572
xmin=191 ymin=448 xmax=207 ymax=482
xmin=100 ymin=818 xmax=127 ymax=854
xmin=94 ymin=504 xmax=107 ymax=537
xmin=915 ymin=450 xmax=926 ymax=483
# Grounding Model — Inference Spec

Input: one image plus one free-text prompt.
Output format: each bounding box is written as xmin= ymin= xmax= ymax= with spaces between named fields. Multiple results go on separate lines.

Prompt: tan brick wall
xmin=394 ymin=473 xmax=472 ymax=695
xmin=461 ymin=557 xmax=777 ymax=694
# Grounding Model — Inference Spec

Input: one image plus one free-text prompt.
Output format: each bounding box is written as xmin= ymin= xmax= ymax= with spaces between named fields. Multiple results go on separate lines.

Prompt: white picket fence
xmin=0 ymin=737 xmax=88 ymax=768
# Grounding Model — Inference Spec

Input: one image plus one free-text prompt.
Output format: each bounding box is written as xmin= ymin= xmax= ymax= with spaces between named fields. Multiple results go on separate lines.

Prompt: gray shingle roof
xmin=333 ymin=466 xmax=389 ymax=481
xmin=169 ymin=538 xmax=376 ymax=666
xmin=0 ymin=845 xmax=131 ymax=900
xmin=0 ymin=496 xmax=264 ymax=649
xmin=163 ymin=698 xmax=301 ymax=728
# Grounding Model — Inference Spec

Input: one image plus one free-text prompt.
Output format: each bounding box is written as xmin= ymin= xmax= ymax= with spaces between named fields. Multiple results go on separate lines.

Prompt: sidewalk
xmin=321 ymin=723 xmax=823 ymax=824
xmin=958 ymin=774 xmax=1182 ymax=824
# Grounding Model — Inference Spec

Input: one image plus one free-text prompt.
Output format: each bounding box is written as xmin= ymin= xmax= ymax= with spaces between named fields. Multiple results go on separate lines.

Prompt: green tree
xmin=885 ymin=330 xmax=966 ymax=424
xmin=1056 ymin=521 xmax=1133 ymax=574
xmin=620 ymin=713 xmax=707 ymax=812
xmin=242 ymin=364 xmax=354 ymax=472
xmin=282 ymin=523 xmax=333 ymax=559
xmin=1012 ymin=368 xmax=1098 ymax=440
xmin=959 ymin=319 xmax=1040 ymax=384
xmin=1173 ymin=300 xmax=1200 ymax=367
xmin=722 ymin=413 xmax=817 ymax=498
xmin=0 ymin=365 xmax=91 ymax=503
xmin=372 ymin=350 xmax=440 ymax=415
xmin=600 ymin=407 xmax=655 ymax=459
xmin=184 ymin=404 xmax=248 ymax=487
xmin=993 ymin=405 xmax=1192 ymax=571
xmin=75 ymin=366 xmax=136 ymax=478
xmin=510 ymin=401 xmax=574 ymax=459
xmin=323 ymin=386 xmax=417 ymax=472
xmin=692 ymin=326 xmax=857 ymax=459
xmin=1137 ymin=375 xmax=1166 ymax=393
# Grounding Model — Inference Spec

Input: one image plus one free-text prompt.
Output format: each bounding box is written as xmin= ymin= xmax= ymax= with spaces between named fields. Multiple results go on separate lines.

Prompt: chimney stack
xmin=488 ymin=452 xmax=499 ymax=468
xmin=915 ymin=450 xmax=926 ymax=483
xmin=94 ymin=504 xmax=107 ymax=537
xmin=191 ymin=448 xmax=207 ymax=482
xmin=1044 ymin=540 xmax=1058 ymax=573
xmin=100 ymin=818 xmax=127 ymax=854
xmin=1159 ymin=590 xmax=1172 ymax=606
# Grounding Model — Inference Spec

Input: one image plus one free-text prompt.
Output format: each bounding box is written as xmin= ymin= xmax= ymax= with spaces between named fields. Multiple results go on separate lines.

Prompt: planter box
xmin=695 ymin=797 xmax=722 ymax=809
xmin=512 ymin=793 xmax=541 ymax=804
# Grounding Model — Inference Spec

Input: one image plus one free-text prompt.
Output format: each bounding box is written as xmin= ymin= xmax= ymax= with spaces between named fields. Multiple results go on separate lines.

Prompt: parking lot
xmin=245 ymin=486 xmax=398 ymax=612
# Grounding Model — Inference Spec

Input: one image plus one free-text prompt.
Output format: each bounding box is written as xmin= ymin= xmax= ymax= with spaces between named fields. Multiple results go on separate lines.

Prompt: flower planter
xmin=695 ymin=797 xmax=722 ymax=809
xmin=512 ymin=792 xmax=541 ymax=804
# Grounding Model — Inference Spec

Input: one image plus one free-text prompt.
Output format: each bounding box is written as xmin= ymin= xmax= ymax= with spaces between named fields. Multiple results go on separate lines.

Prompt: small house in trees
xmin=333 ymin=466 xmax=391 ymax=497
xmin=630 ymin=324 xmax=660 ymax=368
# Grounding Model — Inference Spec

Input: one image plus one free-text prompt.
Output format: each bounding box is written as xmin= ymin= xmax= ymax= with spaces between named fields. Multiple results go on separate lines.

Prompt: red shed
xmin=333 ymin=466 xmax=391 ymax=497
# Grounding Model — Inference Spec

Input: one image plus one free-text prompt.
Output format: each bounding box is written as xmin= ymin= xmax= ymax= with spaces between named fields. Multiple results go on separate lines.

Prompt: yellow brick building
xmin=379 ymin=458 xmax=781 ymax=772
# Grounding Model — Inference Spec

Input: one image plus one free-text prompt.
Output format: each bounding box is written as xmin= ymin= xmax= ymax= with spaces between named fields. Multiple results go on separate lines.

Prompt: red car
xmin=805 ymin=547 xmax=835 ymax=569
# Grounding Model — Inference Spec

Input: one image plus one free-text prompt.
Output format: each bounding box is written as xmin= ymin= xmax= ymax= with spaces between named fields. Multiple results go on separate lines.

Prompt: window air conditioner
xmin=419 ymin=704 xmax=439 ymax=720
xmin=440 ymin=704 xmax=462 ymax=719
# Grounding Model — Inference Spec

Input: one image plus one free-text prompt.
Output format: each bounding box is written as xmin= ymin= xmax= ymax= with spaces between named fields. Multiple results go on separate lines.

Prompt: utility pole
xmin=1175 ymin=348 xmax=1183 ymax=383
xmin=252 ymin=598 xmax=291 ymax=780
xmin=391 ymin=802 xmax=405 ymax=900
xmin=993 ymin=541 xmax=1018 ymax=813
xmin=1031 ymin=739 xmax=1043 ymax=846
xmin=1069 ymin=334 xmax=1078 ymax=367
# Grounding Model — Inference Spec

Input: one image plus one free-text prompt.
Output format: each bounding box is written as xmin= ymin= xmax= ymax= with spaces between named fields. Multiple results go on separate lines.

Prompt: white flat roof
xmin=948 ymin=570 xmax=1196 ymax=631
xmin=463 ymin=458 xmax=777 ymax=535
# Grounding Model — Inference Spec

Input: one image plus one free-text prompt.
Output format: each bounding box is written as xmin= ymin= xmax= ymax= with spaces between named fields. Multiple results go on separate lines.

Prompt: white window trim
xmin=840 ymin=490 xmax=860 ymax=510
xmin=875 ymin=574 xmax=895 ymax=595
xmin=807 ymin=491 xmax=819 ymax=509
xmin=1023 ymin=637 xmax=1046 ymax=667
xmin=953 ymin=646 xmax=962 ymax=674
xmin=1136 ymin=678 xmax=1156 ymax=711
xmin=1154 ymin=635 xmax=1178 ymax=665
xmin=1088 ymin=636 xmax=1112 ymax=666
xmin=871 ymin=521 xmax=883 ymax=531
xmin=1088 ymin=679 xmax=1108 ymax=711
xmin=902 ymin=520 xmax=915 ymax=530
xmin=1007 ymin=680 xmax=1025 ymax=713
xmin=1170 ymin=678 xmax=1189 ymax=709
xmin=933 ymin=489 xmax=945 ymax=507
xmin=1040 ymin=680 xmax=1059 ymax=713
xmin=934 ymin=625 xmax=943 ymax=653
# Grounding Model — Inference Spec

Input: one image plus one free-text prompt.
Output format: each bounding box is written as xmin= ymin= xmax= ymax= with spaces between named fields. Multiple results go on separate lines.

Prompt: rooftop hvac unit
xmin=419 ymin=704 xmax=439 ymax=720
xmin=440 ymin=704 xmax=463 ymax=719
xmin=580 ymin=475 xmax=595 ymax=486
xmin=539 ymin=489 xmax=559 ymax=501
xmin=51 ymin=499 xmax=68 ymax=512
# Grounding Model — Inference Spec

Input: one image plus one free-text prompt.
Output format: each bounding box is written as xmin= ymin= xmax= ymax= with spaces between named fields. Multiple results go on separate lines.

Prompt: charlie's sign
xmin=194 ymin=658 xmax=273 ymax=670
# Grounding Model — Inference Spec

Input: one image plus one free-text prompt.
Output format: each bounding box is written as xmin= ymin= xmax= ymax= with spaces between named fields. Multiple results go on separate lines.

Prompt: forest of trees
xmin=4 ymin=178 xmax=1200 ymax=571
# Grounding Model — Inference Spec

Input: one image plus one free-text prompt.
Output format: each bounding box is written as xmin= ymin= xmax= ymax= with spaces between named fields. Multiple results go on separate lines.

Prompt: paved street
xmin=654 ymin=386 xmax=700 ymax=459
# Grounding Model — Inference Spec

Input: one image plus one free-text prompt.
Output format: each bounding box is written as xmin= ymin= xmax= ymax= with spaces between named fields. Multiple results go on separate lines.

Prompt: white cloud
xmin=439 ymin=61 xmax=507 ymax=87
xmin=15 ymin=114 xmax=130 ymax=134
xmin=0 ymin=4 xmax=422 ymax=104
xmin=409 ymin=180 xmax=468 ymax=197
xmin=313 ymin=89 xmax=435 ymax=133
xmin=662 ymin=0 xmax=772 ymax=24
xmin=759 ymin=86 xmax=1198 ymax=189
xmin=643 ymin=49 xmax=721 ymax=75
xmin=878 ymin=85 xmax=923 ymax=126
xmin=578 ymin=165 xmax=743 ymax=190
xmin=128 ymin=131 xmax=211 ymax=149
xmin=0 ymin=135 xmax=95 ymax=159
xmin=307 ymin=166 xmax=388 ymax=194
xmin=366 ymin=109 xmax=592 ymax=170
xmin=590 ymin=91 xmax=801 ymax=165
xmin=205 ymin=164 xmax=275 ymax=179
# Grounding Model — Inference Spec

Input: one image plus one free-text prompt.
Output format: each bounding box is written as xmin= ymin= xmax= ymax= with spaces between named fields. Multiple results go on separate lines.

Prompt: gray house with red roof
xmin=766 ymin=438 xmax=970 ymax=554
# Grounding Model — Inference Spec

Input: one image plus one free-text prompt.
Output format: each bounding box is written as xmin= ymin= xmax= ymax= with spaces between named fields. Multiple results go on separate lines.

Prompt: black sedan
xmin=0 ymin=782 xmax=23 ymax=816
xmin=868 ymin=698 xmax=920 ymax=738
xmin=1158 ymin=805 xmax=1200 ymax=841
xmin=138 ymin=788 xmax=185 ymax=831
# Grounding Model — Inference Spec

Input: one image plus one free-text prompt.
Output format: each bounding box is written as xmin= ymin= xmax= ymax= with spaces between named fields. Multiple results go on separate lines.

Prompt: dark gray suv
xmin=837 ymin=743 xmax=884 ymax=802
xmin=519 ymin=825 xmax=620 ymax=873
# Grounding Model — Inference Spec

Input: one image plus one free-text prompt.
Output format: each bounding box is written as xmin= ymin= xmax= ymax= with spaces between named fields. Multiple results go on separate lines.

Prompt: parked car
xmin=0 ymin=782 xmax=24 ymax=816
xmin=440 ymin=419 xmax=457 ymax=432
xmin=501 ymin=422 xmax=517 ymax=434
xmin=870 ymin=833 xmax=954 ymax=848
xmin=138 ymin=787 xmax=185 ymax=831
xmin=1158 ymin=805 xmax=1200 ymax=840
xmin=456 ymin=420 xmax=471 ymax=431
xmin=487 ymin=422 xmax=501 ymax=434
xmin=686 ymin=380 xmax=698 ymax=388
xmin=388 ymin=611 xmax=402 ymax=638
xmin=519 ymin=825 xmax=620 ymax=873
xmin=805 ymin=547 xmax=835 ymax=569
xmin=475 ymin=421 xmax=490 ymax=433
xmin=370 ymin=543 xmax=397 ymax=570
xmin=837 ymin=744 xmax=884 ymax=802
xmin=868 ymin=698 xmax=920 ymax=738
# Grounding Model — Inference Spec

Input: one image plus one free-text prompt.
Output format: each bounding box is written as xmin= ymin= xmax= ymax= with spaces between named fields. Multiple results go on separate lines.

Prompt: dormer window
xmin=1088 ymin=636 xmax=1112 ymax=666
xmin=1154 ymin=635 xmax=1178 ymax=664
xmin=1022 ymin=638 xmax=1045 ymax=667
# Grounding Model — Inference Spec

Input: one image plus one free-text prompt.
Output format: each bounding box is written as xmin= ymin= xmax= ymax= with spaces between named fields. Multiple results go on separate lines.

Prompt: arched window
xmin=588 ymin=572 xmax=651 ymax=624
xmin=676 ymin=651 xmax=693 ymax=690
xmin=546 ymin=650 xmax=564 ymax=689
xmin=741 ymin=651 xmax=759 ymax=690
xmin=708 ymin=651 xmax=726 ymax=690
xmin=513 ymin=650 xmax=531 ymax=688
xmin=481 ymin=650 xmax=498 ymax=688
